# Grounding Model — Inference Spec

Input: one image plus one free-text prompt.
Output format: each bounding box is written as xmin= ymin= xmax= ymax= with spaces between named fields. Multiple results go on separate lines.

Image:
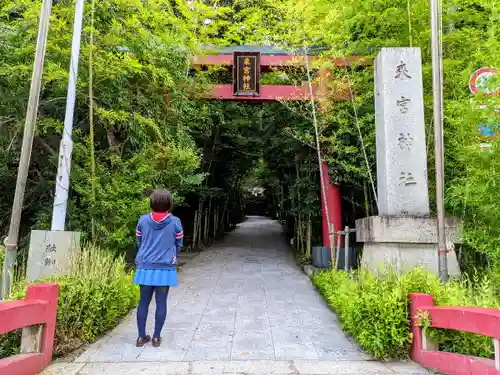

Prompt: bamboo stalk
xmin=204 ymin=198 xmax=211 ymax=243
xmin=296 ymin=160 xmax=302 ymax=253
xmin=208 ymin=197 xmax=212 ymax=239
xmin=297 ymin=220 xmax=302 ymax=253
xmin=306 ymin=159 xmax=312 ymax=258
xmin=329 ymin=223 xmax=335 ymax=269
xmin=204 ymin=209 xmax=208 ymax=243
xmin=306 ymin=214 xmax=312 ymax=259
xmin=363 ymin=180 xmax=370 ymax=217
xmin=334 ymin=229 xmax=341 ymax=270
xmin=198 ymin=200 xmax=204 ymax=247
xmin=215 ymin=206 xmax=219 ymax=235
xmin=279 ymin=182 xmax=284 ymax=220
xmin=192 ymin=209 xmax=199 ymax=250
xmin=213 ymin=206 xmax=217 ymax=239
xmin=291 ymin=181 xmax=296 ymax=249
xmin=344 ymin=226 xmax=350 ymax=271
xmin=89 ymin=0 xmax=96 ymax=243
xmin=219 ymin=194 xmax=230 ymax=232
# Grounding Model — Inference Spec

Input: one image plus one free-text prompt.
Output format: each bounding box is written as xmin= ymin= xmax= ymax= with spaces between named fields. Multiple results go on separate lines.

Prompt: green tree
xmin=0 ymin=0 xmax=203 ymax=251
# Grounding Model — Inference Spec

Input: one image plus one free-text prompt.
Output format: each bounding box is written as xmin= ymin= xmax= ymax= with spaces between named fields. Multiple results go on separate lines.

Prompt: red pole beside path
xmin=320 ymin=162 xmax=343 ymax=249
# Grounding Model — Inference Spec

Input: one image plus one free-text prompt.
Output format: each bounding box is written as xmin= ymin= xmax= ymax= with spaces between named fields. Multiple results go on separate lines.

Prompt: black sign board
xmin=233 ymin=52 xmax=260 ymax=96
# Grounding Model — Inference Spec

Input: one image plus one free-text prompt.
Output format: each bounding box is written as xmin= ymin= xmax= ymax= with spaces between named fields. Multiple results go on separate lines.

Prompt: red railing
xmin=0 ymin=284 xmax=59 ymax=375
xmin=409 ymin=293 xmax=500 ymax=375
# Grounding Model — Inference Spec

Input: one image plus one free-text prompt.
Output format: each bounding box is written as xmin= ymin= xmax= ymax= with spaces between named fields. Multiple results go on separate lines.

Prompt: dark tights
xmin=137 ymin=285 xmax=169 ymax=339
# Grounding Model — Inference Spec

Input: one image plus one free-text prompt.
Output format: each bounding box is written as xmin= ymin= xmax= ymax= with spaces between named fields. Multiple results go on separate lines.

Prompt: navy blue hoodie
xmin=135 ymin=213 xmax=184 ymax=269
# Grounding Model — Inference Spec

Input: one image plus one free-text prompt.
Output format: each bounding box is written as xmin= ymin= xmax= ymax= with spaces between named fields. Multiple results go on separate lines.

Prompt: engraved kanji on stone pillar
xmin=375 ymin=48 xmax=430 ymax=216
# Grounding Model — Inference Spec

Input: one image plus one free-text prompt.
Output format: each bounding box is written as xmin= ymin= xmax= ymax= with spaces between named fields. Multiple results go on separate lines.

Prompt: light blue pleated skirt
xmin=133 ymin=268 xmax=178 ymax=287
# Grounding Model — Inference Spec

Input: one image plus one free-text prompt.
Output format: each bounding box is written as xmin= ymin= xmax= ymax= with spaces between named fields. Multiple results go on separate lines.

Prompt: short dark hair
xmin=150 ymin=189 xmax=173 ymax=212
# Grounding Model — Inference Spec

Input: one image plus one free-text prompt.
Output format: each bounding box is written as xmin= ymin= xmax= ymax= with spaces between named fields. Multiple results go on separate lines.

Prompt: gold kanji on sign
xmin=233 ymin=52 xmax=260 ymax=96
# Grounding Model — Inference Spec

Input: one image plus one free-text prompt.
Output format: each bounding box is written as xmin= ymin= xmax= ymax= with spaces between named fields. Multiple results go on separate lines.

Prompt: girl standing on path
xmin=133 ymin=189 xmax=184 ymax=348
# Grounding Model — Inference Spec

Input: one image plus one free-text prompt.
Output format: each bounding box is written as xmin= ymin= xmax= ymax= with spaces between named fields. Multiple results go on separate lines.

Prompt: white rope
xmin=342 ymin=60 xmax=379 ymax=210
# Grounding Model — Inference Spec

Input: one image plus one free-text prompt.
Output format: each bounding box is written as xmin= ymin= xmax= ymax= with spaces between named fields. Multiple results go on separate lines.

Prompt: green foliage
xmin=313 ymin=268 xmax=499 ymax=359
xmin=428 ymin=272 xmax=499 ymax=358
xmin=0 ymin=245 xmax=138 ymax=358
xmin=0 ymin=0 xmax=499 ymax=306
xmin=278 ymin=0 xmax=500 ymax=266
xmin=69 ymin=142 xmax=203 ymax=251
xmin=0 ymin=0 xmax=202 ymax=250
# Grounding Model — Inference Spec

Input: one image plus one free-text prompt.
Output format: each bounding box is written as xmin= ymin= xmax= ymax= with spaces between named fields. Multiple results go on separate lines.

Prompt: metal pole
xmin=1 ymin=0 xmax=53 ymax=299
xmin=51 ymin=0 xmax=85 ymax=231
xmin=430 ymin=0 xmax=449 ymax=281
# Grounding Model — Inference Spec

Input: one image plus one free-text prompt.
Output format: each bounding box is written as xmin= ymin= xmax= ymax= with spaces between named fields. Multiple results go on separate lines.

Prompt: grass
xmin=0 ymin=244 xmax=139 ymax=358
xmin=313 ymin=267 xmax=499 ymax=360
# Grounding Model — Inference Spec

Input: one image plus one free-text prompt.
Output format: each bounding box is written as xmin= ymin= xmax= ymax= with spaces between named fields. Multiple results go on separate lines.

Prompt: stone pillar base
xmin=355 ymin=216 xmax=461 ymax=278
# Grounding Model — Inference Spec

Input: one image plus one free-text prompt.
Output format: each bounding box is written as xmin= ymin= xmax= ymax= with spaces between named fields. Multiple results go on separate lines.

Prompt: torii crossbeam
xmin=191 ymin=46 xmax=365 ymax=101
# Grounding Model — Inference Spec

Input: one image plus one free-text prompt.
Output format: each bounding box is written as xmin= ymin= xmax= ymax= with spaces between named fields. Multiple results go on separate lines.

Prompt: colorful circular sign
xmin=469 ymin=67 xmax=499 ymax=95
xmin=477 ymin=123 xmax=498 ymax=138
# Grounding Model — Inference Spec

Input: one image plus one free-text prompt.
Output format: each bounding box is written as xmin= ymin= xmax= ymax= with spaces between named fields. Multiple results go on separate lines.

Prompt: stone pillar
xmin=356 ymin=48 xmax=461 ymax=277
xmin=375 ymin=48 xmax=430 ymax=216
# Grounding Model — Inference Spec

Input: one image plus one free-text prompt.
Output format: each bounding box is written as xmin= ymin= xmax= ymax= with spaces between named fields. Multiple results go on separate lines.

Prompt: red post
xmin=331 ymin=183 xmax=343 ymax=248
xmin=320 ymin=162 xmax=343 ymax=249
xmin=26 ymin=284 xmax=60 ymax=366
xmin=409 ymin=293 xmax=500 ymax=374
xmin=0 ymin=283 xmax=59 ymax=375
xmin=320 ymin=162 xmax=331 ymax=248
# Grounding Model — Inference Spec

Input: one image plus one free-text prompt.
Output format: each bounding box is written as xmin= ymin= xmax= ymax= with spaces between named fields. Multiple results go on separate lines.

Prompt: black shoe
xmin=136 ymin=335 xmax=151 ymax=347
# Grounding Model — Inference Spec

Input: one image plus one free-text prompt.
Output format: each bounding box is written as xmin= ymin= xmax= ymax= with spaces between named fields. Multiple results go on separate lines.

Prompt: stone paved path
xmin=42 ymin=217 xmax=430 ymax=374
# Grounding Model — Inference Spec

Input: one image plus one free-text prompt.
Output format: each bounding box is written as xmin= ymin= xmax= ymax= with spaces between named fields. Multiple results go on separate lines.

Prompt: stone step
xmin=41 ymin=359 xmax=431 ymax=375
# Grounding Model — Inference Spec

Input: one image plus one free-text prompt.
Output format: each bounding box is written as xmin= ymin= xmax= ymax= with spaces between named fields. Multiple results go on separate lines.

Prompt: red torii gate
xmin=192 ymin=48 xmax=364 ymax=248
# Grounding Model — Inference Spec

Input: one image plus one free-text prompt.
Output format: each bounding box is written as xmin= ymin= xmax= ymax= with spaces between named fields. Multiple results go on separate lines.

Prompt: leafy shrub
xmin=0 ymin=245 xmax=139 ymax=358
xmin=313 ymin=268 xmax=499 ymax=359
